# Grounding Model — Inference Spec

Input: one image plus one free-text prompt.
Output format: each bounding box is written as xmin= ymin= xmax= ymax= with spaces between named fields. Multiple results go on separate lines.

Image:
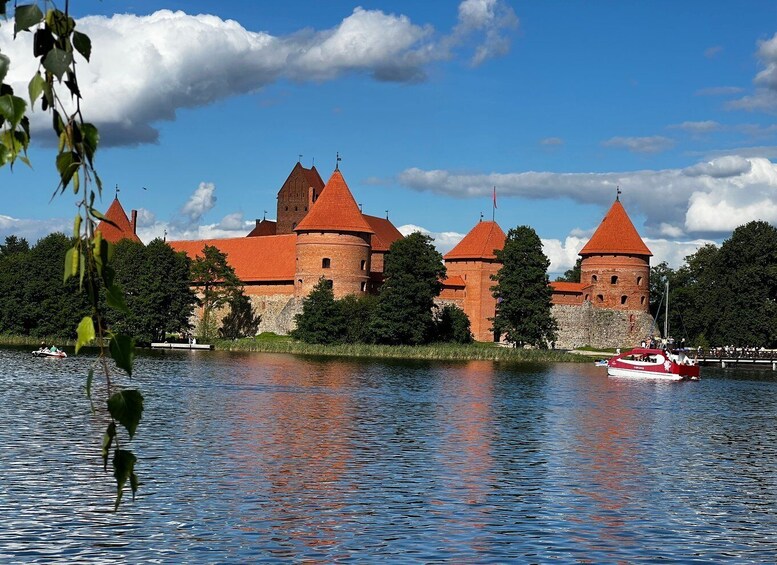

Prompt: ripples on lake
xmin=1 ymin=346 xmax=776 ymax=562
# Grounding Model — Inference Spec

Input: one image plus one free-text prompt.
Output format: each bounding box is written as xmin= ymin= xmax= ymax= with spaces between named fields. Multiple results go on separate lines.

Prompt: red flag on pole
xmin=493 ymin=186 xmax=497 ymax=209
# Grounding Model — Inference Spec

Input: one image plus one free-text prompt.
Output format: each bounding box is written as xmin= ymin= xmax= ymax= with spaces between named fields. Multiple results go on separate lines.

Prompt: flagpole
xmin=492 ymin=186 xmax=496 ymax=221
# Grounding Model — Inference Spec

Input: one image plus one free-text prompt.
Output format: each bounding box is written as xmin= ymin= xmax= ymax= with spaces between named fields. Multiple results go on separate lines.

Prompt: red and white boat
xmin=607 ymin=348 xmax=699 ymax=381
xmin=32 ymin=348 xmax=67 ymax=358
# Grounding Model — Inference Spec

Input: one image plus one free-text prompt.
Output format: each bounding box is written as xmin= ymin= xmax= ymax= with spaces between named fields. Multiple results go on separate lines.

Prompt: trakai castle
xmin=98 ymin=162 xmax=656 ymax=348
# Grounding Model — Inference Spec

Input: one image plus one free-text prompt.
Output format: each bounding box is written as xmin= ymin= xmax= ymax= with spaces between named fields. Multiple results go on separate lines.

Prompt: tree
xmin=370 ymin=232 xmax=446 ymax=345
xmin=669 ymin=245 xmax=718 ymax=345
xmin=491 ymin=226 xmax=557 ymax=347
xmin=0 ymin=235 xmax=30 ymax=257
xmin=434 ymin=303 xmax=473 ymax=343
xmin=109 ymin=238 xmax=197 ymax=344
xmin=220 ymin=291 xmax=261 ymax=339
xmin=190 ymin=245 xmax=242 ymax=340
xmin=292 ymin=277 xmax=346 ymax=344
xmin=555 ymin=257 xmax=581 ymax=283
xmin=338 ymin=293 xmax=377 ymax=344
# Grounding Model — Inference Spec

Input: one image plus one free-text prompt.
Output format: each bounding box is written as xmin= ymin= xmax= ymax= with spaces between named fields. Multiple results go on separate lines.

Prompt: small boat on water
xmin=32 ymin=348 xmax=67 ymax=358
xmin=607 ymin=347 xmax=699 ymax=381
xmin=594 ymin=359 xmax=609 ymax=367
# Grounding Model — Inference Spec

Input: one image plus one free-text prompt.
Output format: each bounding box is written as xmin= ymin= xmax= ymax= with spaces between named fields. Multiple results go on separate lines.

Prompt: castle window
xmin=298 ymin=279 xmax=303 ymax=285
xmin=640 ymin=296 xmax=646 ymax=305
xmin=611 ymin=275 xmax=618 ymax=284
xmin=304 ymin=206 xmax=308 ymax=211
xmin=325 ymin=279 xmax=333 ymax=289
xmin=285 ymin=206 xmax=288 ymax=211
xmin=360 ymin=260 xmax=366 ymax=271
xmin=584 ymin=294 xmax=590 ymax=301
xmin=322 ymin=258 xmax=331 ymax=269
xmin=592 ymin=275 xmax=598 ymax=283
xmin=295 ymin=206 xmax=298 ymax=211
xmin=597 ymin=294 xmax=604 ymax=303
xmin=361 ymin=281 xmax=367 ymax=292
xmin=621 ymin=295 xmax=628 ymax=305
xmin=637 ymin=276 xmax=643 ymax=286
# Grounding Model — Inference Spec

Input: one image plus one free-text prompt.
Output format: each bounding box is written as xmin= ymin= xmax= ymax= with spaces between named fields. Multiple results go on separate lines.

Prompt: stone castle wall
xmin=552 ymin=302 xmax=657 ymax=350
xmin=248 ymin=295 xmax=302 ymax=335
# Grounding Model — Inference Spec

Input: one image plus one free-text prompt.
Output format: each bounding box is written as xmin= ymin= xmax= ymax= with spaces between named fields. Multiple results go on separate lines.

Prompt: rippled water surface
xmin=1 ymin=346 xmax=777 ymax=562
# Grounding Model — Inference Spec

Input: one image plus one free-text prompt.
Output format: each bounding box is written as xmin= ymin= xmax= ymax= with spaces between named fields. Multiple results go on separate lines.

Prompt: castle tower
xmin=276 ymin=162 xmax=325 ymax=234
xmin=579 ymin=197 xmax=651 ymax=311
xmin=96 ymin=196 xmax=141 ymax=244
xmin=443 ymin=221 xmax=506 ymax=342
xmin=294 ymin=170 xmax=374 ymax=298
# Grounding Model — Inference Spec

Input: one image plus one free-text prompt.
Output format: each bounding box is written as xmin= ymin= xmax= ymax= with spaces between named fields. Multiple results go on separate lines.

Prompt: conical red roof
xmin=579 ymin=199 xmax=652 ymax=256
xmin=96 ymin=197 xmax=141 ymax=244
xmin=294 ymin=170 xmax=374 ymax=234
xmin=444 ymin=221 xmax=506 ymax=260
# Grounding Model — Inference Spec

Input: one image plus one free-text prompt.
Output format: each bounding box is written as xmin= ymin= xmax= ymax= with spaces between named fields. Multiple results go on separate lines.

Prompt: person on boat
xmin=49 ymin=345 xmax=59 ymax=353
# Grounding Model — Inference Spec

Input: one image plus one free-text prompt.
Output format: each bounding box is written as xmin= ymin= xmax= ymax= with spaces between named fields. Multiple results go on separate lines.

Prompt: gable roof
xmin=247 ymin=219 xmax=277 ymax=237
xmin=96 ymin=197 xmax=141 ymax=244
xmin=444 ymin=221 xmax=506 ymax=260
xmin=363 ymin=214 xmax=403 ymax=252
xmin=169 ymin=234 xmax=296 ymax=282
xmin=294 ymin=170 xmax=374 ymax=234
xmin=550 ymin=281 xmax=585 ymax=294
xmin=579 ymin=199 xmax=652 ymax=256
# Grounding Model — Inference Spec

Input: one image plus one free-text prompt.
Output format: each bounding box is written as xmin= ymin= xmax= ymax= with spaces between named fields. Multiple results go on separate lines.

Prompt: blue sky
xmin=2 ymin=0 xmax=777 ymax=275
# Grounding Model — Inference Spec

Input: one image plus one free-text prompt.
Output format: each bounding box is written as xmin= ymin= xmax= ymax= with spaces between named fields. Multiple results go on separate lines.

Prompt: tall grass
xmin=214 ymin=336 xmax=589 ymax=363
xmin=0 ymin=334 xmax=75 ymax=347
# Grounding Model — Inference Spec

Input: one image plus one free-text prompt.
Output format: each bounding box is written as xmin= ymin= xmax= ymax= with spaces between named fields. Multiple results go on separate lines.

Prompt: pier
xmin=693 ymin=349 xmax=777 ymax=370
xmin=151 ymin=342 xmax=214 ymax=351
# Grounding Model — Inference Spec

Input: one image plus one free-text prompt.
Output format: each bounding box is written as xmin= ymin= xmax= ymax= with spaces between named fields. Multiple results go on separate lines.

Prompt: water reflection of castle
xmin=99 ymin=162 xmax=654 ymax=348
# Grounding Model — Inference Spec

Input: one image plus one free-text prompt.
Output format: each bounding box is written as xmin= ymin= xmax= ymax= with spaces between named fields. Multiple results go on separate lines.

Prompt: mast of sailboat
xmin=664 ymin=279 xmax=669 ymax=339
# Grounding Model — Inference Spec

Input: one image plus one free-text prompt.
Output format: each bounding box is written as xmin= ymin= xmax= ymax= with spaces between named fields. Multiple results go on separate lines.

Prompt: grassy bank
xmin=214 ymin=335 xmax=589 ymax=363
xmin=0 ymin=334 xmax=75 ymax=347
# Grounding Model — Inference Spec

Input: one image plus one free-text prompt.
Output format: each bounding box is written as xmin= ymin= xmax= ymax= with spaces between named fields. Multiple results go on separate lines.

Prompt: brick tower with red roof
xmin=441 ymin=220 xmax=506 ymax=342
xmin=275 ymin=162 xmax=325 ymax=234
xmin=96 ymin=196 xmax=141 ymax=244
xmin=578 ymin=196 xmax=652 ymax=312
xmin=294 ymin=169 xmax=374 ymax=298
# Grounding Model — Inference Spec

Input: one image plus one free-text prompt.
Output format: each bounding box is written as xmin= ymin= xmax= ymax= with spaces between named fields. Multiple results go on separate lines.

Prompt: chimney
xmin=256 ymin=219 xmax=261 ymax=228
xmin=131 ymin=210 xmax=138 ymax=234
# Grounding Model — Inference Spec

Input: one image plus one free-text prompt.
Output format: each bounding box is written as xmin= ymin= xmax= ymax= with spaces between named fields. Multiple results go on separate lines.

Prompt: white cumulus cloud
xmin=180 ymin=182 xmax=217 ymax=225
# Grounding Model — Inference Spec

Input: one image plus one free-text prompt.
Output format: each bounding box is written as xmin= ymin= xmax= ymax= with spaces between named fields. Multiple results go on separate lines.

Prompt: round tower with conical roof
xmin=293 ymin=169 xmax=374 ymax=298
xmin=579 ymin=197 xmax=651 ymax=311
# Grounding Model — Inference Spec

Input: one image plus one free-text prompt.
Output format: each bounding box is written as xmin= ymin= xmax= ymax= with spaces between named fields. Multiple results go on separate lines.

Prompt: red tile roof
xmin=550 ymin=281 xmax=585 ymax=293
xmin=304 ymin=165 xmax=325 ymax=192
xmin=295 ymin=170 xmax=374 ymax=234
xmin=247 ymin=219 xmax=277 ymax=237
xmin=363 ymin=214 xmax=403 ymax=252
xmin=96 ymin=197 xmax=141 ymax=244
xmin=444 ymin=221 xmax=506 ymax=260
xmin=442 ymin=275 xmax=466 ymax=287
xmin=169 ymin=234 xmax=296 ymax=282
xmin=579 ymin=199 xmax=652 ymax=256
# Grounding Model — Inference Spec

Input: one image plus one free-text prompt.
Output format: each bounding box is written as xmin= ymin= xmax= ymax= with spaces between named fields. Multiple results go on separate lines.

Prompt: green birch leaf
xmin=106 ymin=283 xmax=128 ymax=313
xmin=107 ymin=389 xmax=143 ymax=438
xmin=0 ymin=94 xmax=26 ymax=128
xmin=109 ymin=334 xmax=135 ymax=377
xmin=56 ymin=151 xmax=78 ymax=189
xmin=28 ymin=72 xmax=45 ymax=106
xmin=72 ymin=213 xmax=82 ymax=239
xmin=0 ymin=54 xmax=9 ymax=84
xmin=76 ymin=316 xmax=95 ymax=353
xmin=63 ymin=246 xmax=78 ymax=282
xmin=81 ymin=123 xmax=99 ymax=165
xmin=42 ymin=47 xmax=72 ymax=81
xmin=101 ymin=421 xmax=116 ymax=471
xmin=13 ymin=4 xmax=44 ymax=36
xmin=73 ymin=31 xmax=92 ymax=62
xmin=113 ymin=449 xmax=137 ymax=511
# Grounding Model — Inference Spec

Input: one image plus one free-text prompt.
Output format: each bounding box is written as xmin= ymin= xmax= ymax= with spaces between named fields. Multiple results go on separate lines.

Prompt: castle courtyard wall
xmin=552 ymin=302 xmax=656 ymax=350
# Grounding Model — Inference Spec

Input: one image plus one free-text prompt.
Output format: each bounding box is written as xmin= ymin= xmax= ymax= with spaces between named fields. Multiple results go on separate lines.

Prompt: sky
xmin=2 ymin=0 xmax=777 ymax=276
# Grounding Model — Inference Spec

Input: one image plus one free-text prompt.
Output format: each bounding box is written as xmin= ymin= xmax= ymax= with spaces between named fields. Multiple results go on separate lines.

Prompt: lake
xmin=1 ymin=346 xmax=776 ymax=562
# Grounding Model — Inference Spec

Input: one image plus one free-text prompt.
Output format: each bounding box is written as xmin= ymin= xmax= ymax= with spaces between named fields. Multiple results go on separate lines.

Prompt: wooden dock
xmin=151 ymin=342 xmax=214 ymax=351
xmin=695 ymin=350 xmax=777 ymax=370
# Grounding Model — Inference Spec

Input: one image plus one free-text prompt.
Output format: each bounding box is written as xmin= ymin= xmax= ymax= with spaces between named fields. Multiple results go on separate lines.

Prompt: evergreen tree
xmin=0 ymin=235 xmax=30 ymax=257
xmin=434 ymin=303 xmax=473 ymax=343
xmin=220 ymin=291 xmax=261 ymax=339
xmin=491 ymin=226 xmax=557 ymax=347
xmin=370 ymin=232 xmax=446 ymax=345
xmin=668 ymin=245 xmax=718 ymax=345
xmin=338 ymin=293 xmax=377 ymax=344
xmin=292 ymin=278 xmax=346 ymax=344
xmin=190 ymin=245 xmax=242 ymax=340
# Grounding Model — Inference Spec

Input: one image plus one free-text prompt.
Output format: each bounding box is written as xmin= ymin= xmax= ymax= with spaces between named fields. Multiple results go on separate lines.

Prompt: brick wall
xmin=295 ymin=232 xmax=371 ymax=298
xmin=580 ymin=254 xmax=650 ymax=312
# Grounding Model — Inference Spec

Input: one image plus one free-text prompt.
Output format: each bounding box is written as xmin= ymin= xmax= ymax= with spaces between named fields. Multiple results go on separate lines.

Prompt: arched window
xmin=611 ymin=275 xmax=618 ymax=284
xmin=584 ymin=294 xmax=590 ymax=301
xmin=325 ymin=279 xmax=333 ymax=289
xmin=621 ymin=295 xmax=628 ymax=305
xmin=637 ymin=276 xmax=643 ymax=286
xmin=360 ymin=260 xmax=366 ymax=271
xmin=592 ymin=274 xmax=598 ymax=283
xmin=322 ymin=258 xmax=331 ymax=269
xmin=597 ymin=294 xmax=604 ymax=303
xmin=360 ymin=281 xmax=367 ymax=292
xmin=640 ymin=296 xmax=646 ymax=305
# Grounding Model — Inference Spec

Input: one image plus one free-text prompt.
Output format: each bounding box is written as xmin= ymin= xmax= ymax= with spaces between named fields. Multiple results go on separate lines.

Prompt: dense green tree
xmin=338 ymin=293 xmax=377 ymax=344
xmin=555 ymin=257 xmax=581 ymax=283
xmin=0 ymin=235 xmax=30 ymax=257
xmin=370 ymin=232 xmax=446 ymax=345
xmin=434 ymin=304 xmax=473 ymax=343
xmin=220 ymin=291 xmax=261 ymax=339
xmin=190 ymin=245 xmax=242 ymax=340
xmin=714 ymin=221 xmax=777 ymax=346
xmin=669 ymin=245 xmax=719 ymax=345
xmin=292 ymin=278 xmax=346 ymax=344
xmin=110 ymin=238 xmax=197 ymax=344
xmin=491 ymin=226 xmax=557 ymax=347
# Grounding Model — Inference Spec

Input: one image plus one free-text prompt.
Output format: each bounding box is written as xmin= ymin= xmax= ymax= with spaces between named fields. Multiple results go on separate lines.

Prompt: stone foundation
xmin=250 ymin=295 xmax=302 ymax=335
xmin=552 ymin=302 xmax=657 ymax=350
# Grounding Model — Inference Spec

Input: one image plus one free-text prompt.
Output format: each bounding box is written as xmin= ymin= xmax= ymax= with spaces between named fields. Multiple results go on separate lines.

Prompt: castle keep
xmin=98 ymin=163 xmax=655 ymax=348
